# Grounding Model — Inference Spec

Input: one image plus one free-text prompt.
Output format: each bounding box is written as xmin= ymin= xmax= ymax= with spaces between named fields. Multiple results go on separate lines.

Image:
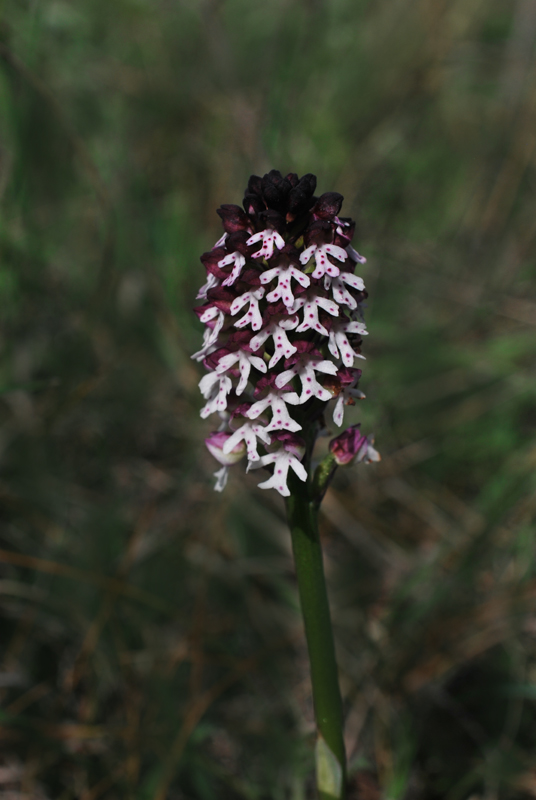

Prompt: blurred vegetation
xmin=0 ymin=0 xmax=535 ymax=797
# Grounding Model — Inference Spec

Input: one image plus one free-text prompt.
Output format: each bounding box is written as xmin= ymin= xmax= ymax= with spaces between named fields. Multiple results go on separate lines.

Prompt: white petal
xmin=199 ymin=371 xmax=219 ymax=397
xmin=257 ymin=474 xmax=290 ymax=496
xmin=214 ymin=466 xmax=229 ymax=492
xmin=246 ymin=231 xmax=264 ymax=245
xmin=250 ymin=328 xmax=271 ymax=350
xmin=289 ymin=267 xmax=310 ymax=287
xmin=281 ymin=391 xmax=300 ymax=405
xmin=230 ymin=294 xmax=249 ymax=315
xmin=340 ymin=273 xmax=365 ymax=291
xmin=289 ymin=457 xmax=308 ymax=482
xmin=274 ymin=231 xmax=285 ymax=250
xmin=333 ymin=395 xmax=344 ymax=426
xmin=275 ymin=368 xmax=297 ymax=388
xmin=316 ymin=297 xmax=339 ymax=316
xmin=346 ymin=245 xmax=367 ymax=263
xmin=252 ymin=424 xmax=272 ymax=444
xmin=247 ymin=398 xmax=270 ymax=419
xmin=313 ymin=360 xmax=338 ymax=375
xmin=300 ymin=245 xmax=316 ymax=265
xmin=215 ymin=353 xmax=239 ymax=373
xmin=324 ymin=244 xmax=348 ymax=262
xmin=248 ymin=355 xmax=267 ymax=373
xmin=260 ymin=267 xmax=280 ymax=284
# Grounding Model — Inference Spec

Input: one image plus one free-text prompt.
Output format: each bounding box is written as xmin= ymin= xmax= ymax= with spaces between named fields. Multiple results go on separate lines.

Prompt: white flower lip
xmin=260 ymin=265 xmax=310 ymax=308
xmin=254 ymin=449 xmax=307 ymax=497
xmin=247 ymin=229 xmax=285 ymax=260
xmin=300 ymin=243 xmax=347 ymax=280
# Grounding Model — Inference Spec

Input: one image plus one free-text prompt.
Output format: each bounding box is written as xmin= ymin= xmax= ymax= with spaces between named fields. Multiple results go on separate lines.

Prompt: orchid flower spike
xmin=194 ymin=171 xmax=378 ymax=496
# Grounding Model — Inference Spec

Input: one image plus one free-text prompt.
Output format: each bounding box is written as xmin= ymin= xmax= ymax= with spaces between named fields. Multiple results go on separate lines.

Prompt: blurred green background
xmin=0 ymin=0 xmax=535 ymax=797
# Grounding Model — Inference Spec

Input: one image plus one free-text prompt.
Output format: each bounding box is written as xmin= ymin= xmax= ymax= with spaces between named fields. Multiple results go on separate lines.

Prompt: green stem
xmin=286 ymin=472 xmax=346 ymax=800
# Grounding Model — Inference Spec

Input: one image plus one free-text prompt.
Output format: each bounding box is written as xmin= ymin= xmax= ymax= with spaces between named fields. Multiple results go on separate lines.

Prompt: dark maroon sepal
xmin=254 ymin=372 xmax=291 ymax=397
xmin=217 ymin=204 xmax=252 ymax=233
xmin=226 ymin=329 xmax=255 ymax=348
xmin=243 ymin=193 xmax=265 ymax=216
xmin=337 ymin=366 xmax=362 ymax=386
xmin=235 ymin=268 xmax=261 ymax=288
xmin=304 ymin=219 xmax=333 ymax=247
xmin=232 ymin=402 xmax=253 ymax=418
xmin=311 ymin=192 xmax=344 ymax=220
xmin=288 ymin=173 xmax=317 ymax=215
xmin=227 ymin=230 xmax=255 ymax=256
xmin=258 ymin=208 xmax=286 ymax=234
xmin=260 ymin=170 xmax=292 ymax=213
xmin=201 ymin=247 xmax=230 ymax=279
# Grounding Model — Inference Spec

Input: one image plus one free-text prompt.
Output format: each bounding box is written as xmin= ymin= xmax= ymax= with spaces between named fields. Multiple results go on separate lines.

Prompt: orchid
xmin=193 ymin=170 xmax=376 ymax=497
xmin=193 ymin=171 xmax=380 ymax=799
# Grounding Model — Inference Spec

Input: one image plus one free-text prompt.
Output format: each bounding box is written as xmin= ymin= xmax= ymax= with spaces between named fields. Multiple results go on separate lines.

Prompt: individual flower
xmin=292 ymin=290 xmax=339 ymax=336
xmin=324 ymin=367 xmax=365 ymax=426
xmin=300 ymin=242 xmax=348 ymax=280
xmin=198 ymin=372 xmax=233 ymax=418
xmin=230 ymin=286 xmax=265 ymax=331
xmin=275 ymin=343 xmax=338 ymax=402
xmin=247 ymin=375 xmax=301 ymax=433
xmin=329 ymin=424 xmax=380 ymax=466
xmin=205 ymin=430 xmax=248 ymax=493
xmin=260 ymin=263 xmax=310 ymax=308
xmin=214 ymin=347 xmax=267 ymax=395
xmin=249 ymin=315 xmax=299 ymax=368
xmin=247 ymin=228 xmax=285 ymax=260
xmin=223 ymin=407 xmax=272 ymax=462
xmin=249 ymin=433 xmax=307 ymax=497
xmin=325 ymin=272 xmax=365 ymax=309
xmin=328 ymin=318 xmax=367 ymax=367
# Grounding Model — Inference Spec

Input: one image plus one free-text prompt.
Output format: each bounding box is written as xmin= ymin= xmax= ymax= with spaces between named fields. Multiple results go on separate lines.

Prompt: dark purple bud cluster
xmin=194 ymin=170 xmax=378 ymax=495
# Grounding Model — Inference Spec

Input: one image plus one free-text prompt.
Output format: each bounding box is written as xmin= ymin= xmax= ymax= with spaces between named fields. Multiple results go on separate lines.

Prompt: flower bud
xmin=329 ymin=424 xmax=380 ymax=466
xmin=205 ymin=431 xmax=246 ymax=465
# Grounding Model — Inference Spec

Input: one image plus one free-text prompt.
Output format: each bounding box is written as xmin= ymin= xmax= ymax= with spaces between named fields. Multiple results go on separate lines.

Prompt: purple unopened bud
xmin=205 ymin=431 xmax=246 ymax=465
xmin=311 ymin=192 xmax=344 ymax=220
xmin=329 ymin=424 xmax=380 ymax=466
